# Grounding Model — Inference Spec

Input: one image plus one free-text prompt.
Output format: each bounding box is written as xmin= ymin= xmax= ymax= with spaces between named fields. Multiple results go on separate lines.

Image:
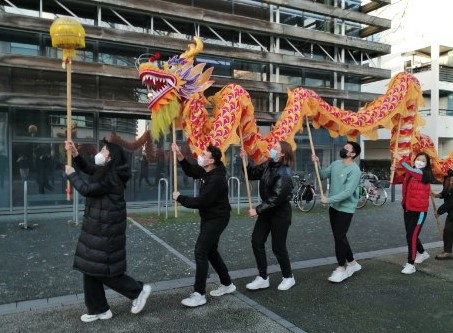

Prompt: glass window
xmin=233 ymin=61 xmax=268 ymax=82
xmin=196 ymin=57 xmax=232 ymax=78
xmin=98 ymin=42 xmax=146 ymax=67
xmin=305 ymin=70 xmax=332 ymax=88
xmin=0 ymin=112 xmax=9 ymax=209
xmin=11 ymin=142 xmax=68 ymax=207
xmin=280 ymin=66 xmax=302 ymax=86
xmin=13 ymin=109 xmax=94 ymax=140
xmin=0 ymin=29 xmax=40 ymax=56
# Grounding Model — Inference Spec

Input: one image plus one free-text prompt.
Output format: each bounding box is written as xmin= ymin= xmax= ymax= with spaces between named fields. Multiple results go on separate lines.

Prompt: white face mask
xmin=197 ymin=155 xmax=205 ymax=167
xmin=95 ymin=152 xmax=106 ymax=166
xmin=414 ymin=160 xmax=426 ymax=169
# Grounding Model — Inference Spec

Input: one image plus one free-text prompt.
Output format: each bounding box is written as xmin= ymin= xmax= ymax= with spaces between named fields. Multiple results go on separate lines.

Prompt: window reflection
xmin=13 ymin=109 xmax=94 ymax=140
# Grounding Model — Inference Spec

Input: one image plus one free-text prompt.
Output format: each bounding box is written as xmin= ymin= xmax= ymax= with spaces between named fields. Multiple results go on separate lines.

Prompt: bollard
xmin=74 ymin=190 xmax=79 ymax=225
xmin=228 ymin=176 xmax=240 ymax=214
xmin=22 ymin=180 xmax=28 ymax=229
xmin=193 ymin=180 xmax=200 ymax=213
xmin=20 ymin=180 xmax=38 ymax=229
xmin=255 ymin=180 xmax=260 ymax=204
xmin=157 ymin=178 xmax=169 ymax=219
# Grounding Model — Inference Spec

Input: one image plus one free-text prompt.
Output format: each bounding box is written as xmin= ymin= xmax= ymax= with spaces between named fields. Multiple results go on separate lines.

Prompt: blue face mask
xmin=269 ymin=149 xmax=278 ymax=161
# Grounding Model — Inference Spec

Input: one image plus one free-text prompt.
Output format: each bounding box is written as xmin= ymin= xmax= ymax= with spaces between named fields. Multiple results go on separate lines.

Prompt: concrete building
xmin=362 ymin=0 xmax=453 ymax=166
xmin=0 ymin=0 xmax=391 ymax=213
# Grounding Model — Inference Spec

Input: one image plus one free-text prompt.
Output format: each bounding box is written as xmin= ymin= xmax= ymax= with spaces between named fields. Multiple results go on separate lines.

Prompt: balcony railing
xmin=412 ymin=64 xmax=453 ymax=83
xmin=419 ymin=109 xmax=453 ymax=116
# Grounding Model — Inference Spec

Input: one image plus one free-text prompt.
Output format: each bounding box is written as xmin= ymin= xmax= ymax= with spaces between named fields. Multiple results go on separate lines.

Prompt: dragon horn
xmin=180 ymin=36 xmax=203 ymax=60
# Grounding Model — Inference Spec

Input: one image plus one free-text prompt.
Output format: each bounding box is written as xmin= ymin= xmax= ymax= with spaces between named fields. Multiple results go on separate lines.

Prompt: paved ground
xmin=1 ymin=187 xmax=453 ymax=333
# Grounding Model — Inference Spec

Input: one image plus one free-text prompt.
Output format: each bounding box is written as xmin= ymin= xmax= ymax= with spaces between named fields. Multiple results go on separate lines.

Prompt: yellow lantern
xmin=50 ymin=17 xmax=85 ymax=201
xmin=50 ymin=17 xmax=85 ymax=66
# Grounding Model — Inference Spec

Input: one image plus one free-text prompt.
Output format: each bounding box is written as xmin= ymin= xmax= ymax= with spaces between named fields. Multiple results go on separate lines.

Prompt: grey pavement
xmin=1 ymin=186 xmax=453 ymax=333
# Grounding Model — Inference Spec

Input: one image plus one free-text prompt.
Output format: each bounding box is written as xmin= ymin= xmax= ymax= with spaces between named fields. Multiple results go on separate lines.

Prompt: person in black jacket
xmin=172 ymin=143 xmax=235 ymax=307
xmin=433 ymin=165 xmax=453 ymax=259
xmin=240 ymin=141 xmax=296 ymax=291
xmin=65 ymin=140 xmax=151 ymax=322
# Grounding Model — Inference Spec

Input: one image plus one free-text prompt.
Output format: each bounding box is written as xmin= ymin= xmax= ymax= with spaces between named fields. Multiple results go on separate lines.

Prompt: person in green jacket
xmin=312 ymin=141 xmax=362 ymax=283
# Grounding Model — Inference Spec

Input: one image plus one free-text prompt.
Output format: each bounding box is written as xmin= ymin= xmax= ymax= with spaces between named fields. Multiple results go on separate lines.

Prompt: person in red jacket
xmin=395 ymin=152 xmax=434 ymax=274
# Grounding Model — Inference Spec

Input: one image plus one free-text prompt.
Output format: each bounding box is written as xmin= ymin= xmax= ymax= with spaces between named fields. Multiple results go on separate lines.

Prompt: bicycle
xmin=356 ymin=172 xmax=389 ymax=209
xmin=292 ymin=174 xmax=317 ymax=212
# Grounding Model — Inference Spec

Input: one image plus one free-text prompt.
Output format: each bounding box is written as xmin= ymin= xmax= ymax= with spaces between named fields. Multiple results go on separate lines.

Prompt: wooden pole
xmin=305 ymin=117 xmax=324 ymax=197
xmin=66 ymin=59 xmax=72 ymax=201
xmin=172 ymin=120 xmax=178 ymax=218
xmin=430 ymin=192 xmax=443 ymax=239
xmin=239 ymin=127 xmax=253 ymax=210
xmin=390 ymin=117 xmax=402 ymax=183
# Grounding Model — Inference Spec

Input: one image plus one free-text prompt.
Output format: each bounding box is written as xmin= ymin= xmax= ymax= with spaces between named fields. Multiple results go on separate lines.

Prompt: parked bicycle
xmin=292 ymin=174 xmax=317 ymax=212
xmin=356 ymin=172 xmax=389 ymax=209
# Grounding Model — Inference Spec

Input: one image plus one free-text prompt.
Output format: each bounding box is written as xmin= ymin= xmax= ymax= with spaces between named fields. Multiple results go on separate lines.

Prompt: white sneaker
xmin=181 ymin=292 xmax=207 ymax=307
xmin=414 ymin=251 xmax=430 ymax=264
xmin=401 ymin=263 xmax=416 ymax=274
xmin=131 ymin=284 xmax=152 ymax=314
xmin=346 ymin=261 xmax=362 ymax=277
xmin=80 ymin=309 xmax=113 ymax=323
xmin=277 ymin=276 xmax=295 ymax=291
xmin=210 ymin=283 xmax=236 ymax=297
xmin=328 ymin=267 xmax=349 ymax=283
xmin=246 ymin=276 xmax=270 ymax=290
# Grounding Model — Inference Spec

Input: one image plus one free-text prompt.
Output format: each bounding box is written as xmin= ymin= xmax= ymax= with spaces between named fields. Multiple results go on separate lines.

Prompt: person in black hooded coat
xmin=433 ymin=166 xmax=453 ymax=259
xmin=65 ymin=140 xmax=151 ymax=322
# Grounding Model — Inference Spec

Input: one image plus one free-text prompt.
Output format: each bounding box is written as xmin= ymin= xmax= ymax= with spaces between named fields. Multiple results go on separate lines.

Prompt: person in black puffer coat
xmin=172 ymin=143 xmax=234 ymax=308
xmin=240 ymin=141 xmax=296 ymax=291
xmin=65 ymin=139 xmax=151 ymax=322
xmin=433 ymin=166 xmax=453 ymax=259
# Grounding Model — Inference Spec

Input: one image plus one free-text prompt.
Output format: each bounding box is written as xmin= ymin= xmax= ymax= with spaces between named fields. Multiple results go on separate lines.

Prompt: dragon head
xmin=138 ymin=37 xmax=214 ymax=140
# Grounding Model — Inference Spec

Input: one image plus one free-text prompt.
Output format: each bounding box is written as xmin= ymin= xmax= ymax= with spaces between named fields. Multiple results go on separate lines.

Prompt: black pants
xmin=83 ymin=274 xmax=143 ymax=315
xmin=139 ymin=174 xmax=152 ymax=188
xmin=404 ymin=211 xmax=427 ymax=264
xmin=329 ymin=207 xmax=355 ymax=267
xmin=443 ymin=213 xmax=453 ymax=252
xmin=194 ymin=218 xmax=231 ymax=295
xmin=251 ymin=203 xmax=292 ymax=279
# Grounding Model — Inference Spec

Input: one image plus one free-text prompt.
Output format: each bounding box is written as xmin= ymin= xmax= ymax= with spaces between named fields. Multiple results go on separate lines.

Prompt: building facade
xmin=0 ymin=0 xmax=391 ymax=213
xmin=362 ymin=0 xmax=453 ymax=169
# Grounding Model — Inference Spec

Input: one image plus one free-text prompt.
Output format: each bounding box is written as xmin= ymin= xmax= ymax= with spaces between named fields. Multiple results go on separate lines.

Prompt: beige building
xmin=362 ymin=0 xmax=453 ymax=162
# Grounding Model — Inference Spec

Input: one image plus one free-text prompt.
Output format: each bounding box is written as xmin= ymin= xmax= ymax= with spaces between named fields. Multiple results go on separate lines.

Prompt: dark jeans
xmin=443 ymin=213 xmax=453 ymax=252
xmin=83 ymin=274 xmax=143 ymax=315
xmin=329 ymin=207 xmax=355 ymax=267
xmin=194 ymin=218 xmax=231 ymax=295
xmin=251 ymin=203 xmax=292 ymax=279
xmin=404 ymin=211 xmax=427 ymax=264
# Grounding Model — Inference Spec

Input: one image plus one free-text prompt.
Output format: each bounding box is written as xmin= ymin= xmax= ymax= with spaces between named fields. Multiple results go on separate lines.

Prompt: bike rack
xmin=157 ymin=178 xmax=169 ymax=219
xmin=228 ymin=176 xmax=240 ymax=214
xmin=193 ymin=179 xmax=201 ymax=213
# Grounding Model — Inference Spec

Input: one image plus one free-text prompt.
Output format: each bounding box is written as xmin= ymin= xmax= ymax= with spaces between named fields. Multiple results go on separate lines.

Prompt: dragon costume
xmin=136 ymin=37 xmax=453 ymax=182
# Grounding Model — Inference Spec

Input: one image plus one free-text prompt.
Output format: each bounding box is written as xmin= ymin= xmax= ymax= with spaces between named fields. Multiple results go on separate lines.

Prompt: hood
xmin=210 ymin=163 xmax=227 ymax=177
xmin=116 ymin=163 xmax=131 ymax=184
